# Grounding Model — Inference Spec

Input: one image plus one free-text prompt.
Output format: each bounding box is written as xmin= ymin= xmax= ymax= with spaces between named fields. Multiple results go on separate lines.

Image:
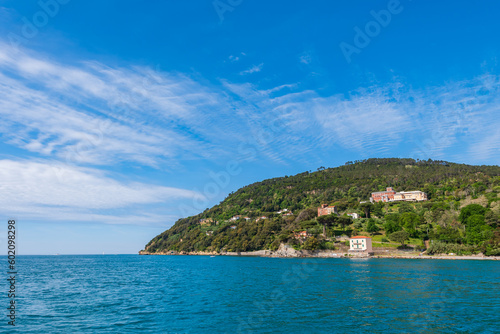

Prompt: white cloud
xmin=1 ymin=40 xmax=499 ymax=174
xmin=240 ymin=63 xmax=264 ymax=75
xmin=314 ymin=94 xmax=411 ymax=152
xmin=0 ymin=43 xmax=236 ymax=167
xmin=299 ymin=54 xmax=312 ymax=65
xmin=228 ymin=52 xmax=246 ymax=62
xmin=222 ymin=82 xmax=411 ymax=159
xmin=223 ymin=75 xmax=500 ymax=163
xmin=406 ymin=74 xmax=500 ymax=161
xmin=0 ymin=159 xmax=204 ymax=225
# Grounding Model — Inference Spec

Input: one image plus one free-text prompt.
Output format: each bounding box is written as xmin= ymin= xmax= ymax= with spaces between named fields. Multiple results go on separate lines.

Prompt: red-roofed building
xmin=371 ymin=187 xmax=396 ymax=202
xmin=318 ymin=204 xmax=338 ymax=217
xmin=349 ymin=236 xmax=373 ymax=253
xmin=371 ymin=187 xmax=427 ymax=203
xmin=294 ymin=231 xmax=309 ymax=240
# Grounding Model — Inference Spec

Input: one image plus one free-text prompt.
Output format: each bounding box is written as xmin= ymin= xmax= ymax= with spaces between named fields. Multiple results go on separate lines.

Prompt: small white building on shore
xmin=349 ymin=236 xmax=373 ymax=253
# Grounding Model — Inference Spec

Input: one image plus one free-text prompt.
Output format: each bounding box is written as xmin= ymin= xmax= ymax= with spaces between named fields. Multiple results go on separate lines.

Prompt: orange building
xmin=318 ymin=204 xmax=338 ymax=217
xmin=371 ymin=187 xmax=427 ymax=203
xmin=294 ymin=231 xmax=309 ymax=240
xmin=371 ymin=187 xmax=396 ymax=202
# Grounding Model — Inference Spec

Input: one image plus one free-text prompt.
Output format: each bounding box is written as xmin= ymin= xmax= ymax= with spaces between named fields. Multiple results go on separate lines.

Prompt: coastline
xmin=139 ymin=248 xmax=500 ymax=260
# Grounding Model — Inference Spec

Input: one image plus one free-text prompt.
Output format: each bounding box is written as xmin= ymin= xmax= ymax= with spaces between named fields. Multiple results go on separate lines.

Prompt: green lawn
xmin=371 ymin=235 xmax=387 ymax=242
xmin=372 ymin=234 xmax=423 ymax=246
xmin=373 ymin=242 xmax=399 ymax=248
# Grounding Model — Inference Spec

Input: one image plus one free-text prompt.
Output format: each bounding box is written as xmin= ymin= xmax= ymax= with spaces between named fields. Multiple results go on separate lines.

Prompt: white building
xmin=394 ymin=191 xmax=428 ymax=202
xmin=349 ymin=236 xmax=372 ymax=253
xmin=347 ymin=213 xmax=360 ymax=219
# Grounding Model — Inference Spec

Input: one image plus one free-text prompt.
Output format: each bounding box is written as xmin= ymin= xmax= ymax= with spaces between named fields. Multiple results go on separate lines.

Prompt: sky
xmin=0 ymin=0 xmax=499 ymax=254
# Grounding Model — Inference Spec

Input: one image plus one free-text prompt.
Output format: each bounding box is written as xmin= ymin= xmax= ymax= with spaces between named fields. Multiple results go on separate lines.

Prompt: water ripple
xmin=0 ymin=256 xmax=498 ymax=333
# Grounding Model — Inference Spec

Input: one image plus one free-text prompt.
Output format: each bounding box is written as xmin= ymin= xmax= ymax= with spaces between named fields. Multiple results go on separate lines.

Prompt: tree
xmin=398 ymin=202 xmax=414 ymax=214
xmin=485 ymin=210 xmax=499 ymax=228
xmin=359 ymin=202 xmax=373 ymax=219
xmin=430 ymin=226 xmax=462 ymax=243
xmin=459 ymin=204 xmax=491 ymax=245
xmin=464 ymin=214 xmax=492 ymax=245
xmin=383 ymin=213 xmax=401 ymax=234
xmin=384 ymin=220 xmax=401 ymax=234
xmin=389 ymin=231 xmax=410 ymax=247
xmin=295 ymin=208 xmax=318 ymax=223
xmin=348 ymin=186 xmax=359 ymax=198
xmin=459 ymin=204 xmax=487 ymax=223
xmin=372 ymin=201 xmax=385 ymax=218
xmin=366 ymin=219 xmax=379 ymax=236
xmin=399 ymin=212 xmax=420 ymax=237
xmin=337 ymin=216 xmax=352 ymax=231
xmin=423 ymin=211 xmax=433 ymax=237
xmin=317 ymin=214 xmax=337 ymax=237
xmin=302 ymin=236 xmax=319 ymax=251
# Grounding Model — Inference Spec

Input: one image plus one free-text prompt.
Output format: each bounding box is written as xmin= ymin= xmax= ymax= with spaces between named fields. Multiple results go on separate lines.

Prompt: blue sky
xmin=0 ymin=0 xmax=499 ymax=254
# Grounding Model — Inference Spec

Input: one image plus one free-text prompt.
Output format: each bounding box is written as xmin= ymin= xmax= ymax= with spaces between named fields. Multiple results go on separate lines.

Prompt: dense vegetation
xmin=142 ymin=158 xmax=500 ymax=256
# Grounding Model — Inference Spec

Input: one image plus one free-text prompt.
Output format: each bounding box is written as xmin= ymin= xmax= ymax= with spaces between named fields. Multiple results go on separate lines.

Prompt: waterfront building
xmin=349 ymin=236 xmax=373 ymax=253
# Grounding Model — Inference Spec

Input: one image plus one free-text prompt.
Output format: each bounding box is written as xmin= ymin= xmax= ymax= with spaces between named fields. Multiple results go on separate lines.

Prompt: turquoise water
xmin=1 ymin=255 xmax=499 ymax=333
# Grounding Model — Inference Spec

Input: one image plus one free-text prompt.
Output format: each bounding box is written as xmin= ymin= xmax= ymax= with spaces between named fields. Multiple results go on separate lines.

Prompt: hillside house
xmin=256 ymin=216 xmax=268 ymax=222
xmin=318 ymin=204 xmax=338 ymax=217
xmin=243 ymin=217 xmax=251 ymax=221
xmin=294 ymin=231 xmax=309 ymax=240
xmin=230 ymin=225 xmax=237 ymax=230
xmin=199 ymin=218 xmax=214 ymax=226
xmin=371 ymin=187 xmax=427 ymax=203
xmin=347 ymin=213 xmax=360 ymax=219
xmin=393 ymin=191 xmax=428 ymax=202
xmin=349 ymin=236 xmax=373 ymax=253
xmin=229 ymin=215 xmax=242 ymax=222
xmin=371 ymin=187 xmax=396 ymax=202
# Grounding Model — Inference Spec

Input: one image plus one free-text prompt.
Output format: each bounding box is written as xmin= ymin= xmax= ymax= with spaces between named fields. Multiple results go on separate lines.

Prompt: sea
xmin=1 ymin=255 xmax=499 ymax=333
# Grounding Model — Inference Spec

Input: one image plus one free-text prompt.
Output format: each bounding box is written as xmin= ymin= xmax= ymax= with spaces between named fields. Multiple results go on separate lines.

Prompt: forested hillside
xmin=142 ymin=158 xmax=500 ymax=256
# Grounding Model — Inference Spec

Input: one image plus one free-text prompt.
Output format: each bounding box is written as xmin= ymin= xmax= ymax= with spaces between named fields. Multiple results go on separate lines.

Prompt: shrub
xmin=485 ymin=246 xmax=500 ymax=256
xmin=295 ymin=208 xmax=317 ymax=223
xmin=322 ymin=241 xmax=336 ymax=250
xmin=381 ymin=237 xmax=389 ymax=243
xmin=426 ymin=241 xmax=476 ymax=255
xmin=302 ymin=236 xmax=320 ymax=251
xmin=366 ymin=219 xmax=380 ymax=235
xmin=389 ymin=231 xmax=410 ymax=246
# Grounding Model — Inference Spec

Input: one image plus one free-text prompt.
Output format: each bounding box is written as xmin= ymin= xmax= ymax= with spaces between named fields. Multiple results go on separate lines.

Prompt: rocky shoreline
xmin=139 ymin=244 xmax=500 ymax=260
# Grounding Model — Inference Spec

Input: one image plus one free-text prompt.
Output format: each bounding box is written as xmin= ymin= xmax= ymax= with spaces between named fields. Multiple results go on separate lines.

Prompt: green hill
xmin=141 ymin=158 xmax=500 ymax=256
